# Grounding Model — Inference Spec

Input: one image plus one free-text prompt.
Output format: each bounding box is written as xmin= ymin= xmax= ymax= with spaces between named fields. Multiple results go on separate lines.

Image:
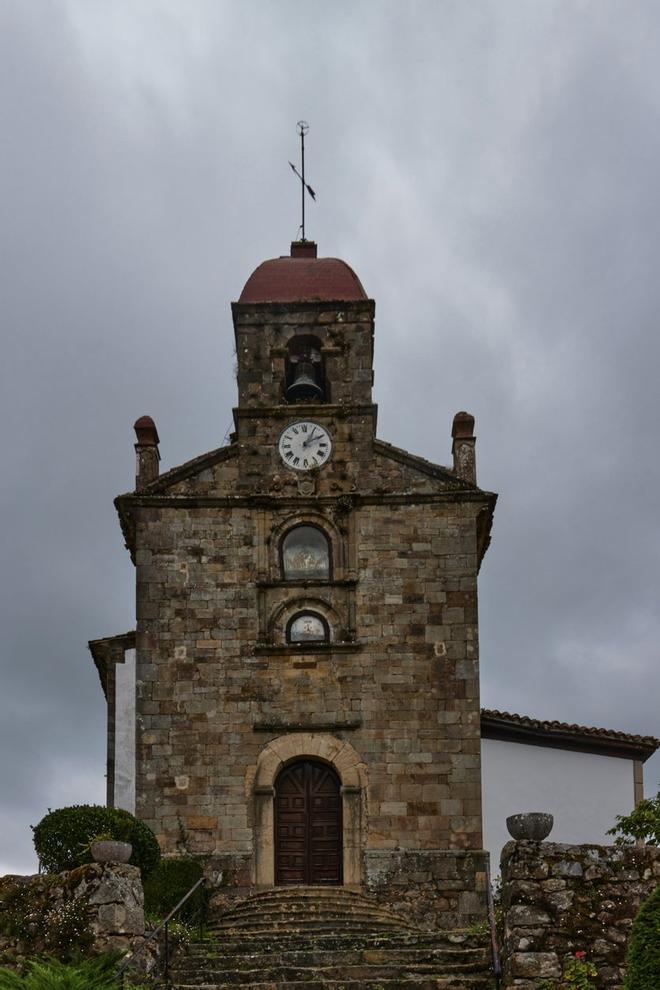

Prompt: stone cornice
xmin=231 ymin=298 xmax=375 ymax=320
xmin=252 ymin=720 xmax=363 ymax=732
xmin=233 ymin=403 xmax=377 ymax=420
xmin=117 ymin=491 xmax=494 ymax=510
xmin=253 ymin=642 xmax=363 ymax=657
xmin=88 ymin=631 xmax=136 ymax=698
xmin=373 ymin=439 xmax=467 ymax=487
xmin=255 ymin=578 xmax=358 ymax=589
xmin=115 ymin=488 xmax=496 ymax=560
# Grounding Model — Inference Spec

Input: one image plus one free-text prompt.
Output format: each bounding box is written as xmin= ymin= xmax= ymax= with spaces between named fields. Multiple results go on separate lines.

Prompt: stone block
xmin=511 ymin=952 xmax=560 ymax=979
xmin=507 ymin=905 xmax=551 ymax=926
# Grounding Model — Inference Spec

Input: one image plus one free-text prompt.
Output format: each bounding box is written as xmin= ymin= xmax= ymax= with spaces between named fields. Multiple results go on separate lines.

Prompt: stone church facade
xmin=90 ymin=240 xmax=497 ymax=925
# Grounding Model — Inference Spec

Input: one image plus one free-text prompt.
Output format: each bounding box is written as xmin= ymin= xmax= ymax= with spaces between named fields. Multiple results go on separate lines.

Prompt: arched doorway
xmin=275 ymin=759 xmax=343 ymax=885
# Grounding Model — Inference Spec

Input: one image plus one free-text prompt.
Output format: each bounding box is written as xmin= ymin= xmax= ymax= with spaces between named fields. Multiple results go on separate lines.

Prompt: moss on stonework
xmin=0 ymin=875 xmax=93 ymax=961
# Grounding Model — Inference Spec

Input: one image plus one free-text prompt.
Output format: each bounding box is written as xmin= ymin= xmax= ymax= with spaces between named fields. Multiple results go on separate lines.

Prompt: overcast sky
xmin=1 ymin=0 xmax=659 ymax=875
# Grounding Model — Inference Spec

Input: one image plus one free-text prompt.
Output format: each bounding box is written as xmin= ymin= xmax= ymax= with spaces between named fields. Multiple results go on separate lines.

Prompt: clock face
xmin=278 ymin=421 xmax=332 ymax=472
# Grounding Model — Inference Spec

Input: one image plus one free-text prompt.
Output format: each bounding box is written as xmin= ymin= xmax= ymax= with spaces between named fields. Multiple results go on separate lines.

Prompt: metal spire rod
xmin=289 ymin=120 xmax=316 ymax=242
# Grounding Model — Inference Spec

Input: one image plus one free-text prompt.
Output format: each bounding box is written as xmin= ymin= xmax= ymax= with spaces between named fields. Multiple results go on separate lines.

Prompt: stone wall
xmin=0 ymin=863 xmax=145 ymax=966
xmin=500 ymin=840 xmax=660 ymax=989
xmin=365 ymin=849 xmax=489 ymax=929
xmin=131 ymin=495 xmax=486 ymax=878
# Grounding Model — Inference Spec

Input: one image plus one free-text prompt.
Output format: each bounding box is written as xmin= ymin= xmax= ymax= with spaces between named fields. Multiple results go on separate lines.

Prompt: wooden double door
xmin=275 ymin=759 xmax=343 ymax=885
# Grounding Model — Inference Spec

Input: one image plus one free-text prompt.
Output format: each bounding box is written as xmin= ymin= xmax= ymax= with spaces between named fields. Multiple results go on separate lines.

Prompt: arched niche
xmin=281 ymin=524 xmax=331 ymax=581
xmin=268 ymin=512 xmax=346 ymax=581
xmin=269 ymin=596 xmax=340 ymax=645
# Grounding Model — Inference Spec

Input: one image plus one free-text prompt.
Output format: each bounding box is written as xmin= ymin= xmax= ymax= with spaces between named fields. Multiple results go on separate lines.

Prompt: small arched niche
xmin=281 ymin=525 xmax=331 ymax=581
xmin=286 ymin=611 xmax=330 ymax=644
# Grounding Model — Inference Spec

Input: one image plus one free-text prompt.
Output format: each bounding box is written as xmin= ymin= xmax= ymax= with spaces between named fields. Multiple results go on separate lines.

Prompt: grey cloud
xmin=1 ymin=1 xmax=659 ymax=873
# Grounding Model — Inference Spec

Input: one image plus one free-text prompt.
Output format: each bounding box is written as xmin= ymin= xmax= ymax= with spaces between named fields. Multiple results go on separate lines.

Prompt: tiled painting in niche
xmin=289 ymin=613 xmax=327 ymax=642
xmin=282 ymin=526 xmax=330 ymax=580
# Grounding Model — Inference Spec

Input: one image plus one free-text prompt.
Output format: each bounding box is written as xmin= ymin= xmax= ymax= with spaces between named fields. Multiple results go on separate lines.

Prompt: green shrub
xmin=143 ymin=857 xmax=206 ymax=922
xmin=32 ymin=805 xmax=160 ymax=879
xmin=624 ymin=884 xmax=660 ymax=990
xmin=0 ymin=955 xmax=119 ymax=989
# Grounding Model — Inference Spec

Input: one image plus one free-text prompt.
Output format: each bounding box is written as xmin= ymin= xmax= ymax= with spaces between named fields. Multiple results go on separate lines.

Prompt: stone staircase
xmin=167 ymin=886 xmax=495 ymax=989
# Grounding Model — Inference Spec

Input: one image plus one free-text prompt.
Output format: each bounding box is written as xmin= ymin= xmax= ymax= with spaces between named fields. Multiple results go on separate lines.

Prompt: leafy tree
xmin=607 ymin=791 xmax=660 ymax=847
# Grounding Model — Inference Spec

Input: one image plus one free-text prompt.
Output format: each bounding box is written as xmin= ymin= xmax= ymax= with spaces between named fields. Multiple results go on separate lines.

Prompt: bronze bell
xmin=286 ymin=361 xmax=324 ymax=402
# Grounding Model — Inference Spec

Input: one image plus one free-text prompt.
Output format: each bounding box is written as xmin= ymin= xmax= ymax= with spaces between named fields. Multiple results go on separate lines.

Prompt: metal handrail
xmin=485 ymin=860 xmax=501 ymax=986
xmin=116 ymin=876 xmax=207 ymax=983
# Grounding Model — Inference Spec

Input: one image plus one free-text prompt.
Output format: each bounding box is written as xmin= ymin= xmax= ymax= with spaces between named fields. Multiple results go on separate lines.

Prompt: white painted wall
xmin=482 ymin=738 xmax=636 ymax=873
xmin=114 ymin=647 xmax=136 ymax=814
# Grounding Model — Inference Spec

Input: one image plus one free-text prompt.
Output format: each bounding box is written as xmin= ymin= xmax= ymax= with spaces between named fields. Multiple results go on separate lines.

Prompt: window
xmin=287 ymin=612 xmax=329 ymax=644
xmin=281 ymin=526 xmax=331 ymax=581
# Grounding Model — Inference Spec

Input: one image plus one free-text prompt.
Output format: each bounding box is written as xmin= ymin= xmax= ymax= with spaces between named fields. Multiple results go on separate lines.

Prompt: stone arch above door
xmin=252 ymin=733 xmax=365 ymax=888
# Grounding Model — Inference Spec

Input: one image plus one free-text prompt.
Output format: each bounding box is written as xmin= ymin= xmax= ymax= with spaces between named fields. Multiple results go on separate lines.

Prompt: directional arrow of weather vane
xmin=289 ymin=120 xmax=316 ymax=241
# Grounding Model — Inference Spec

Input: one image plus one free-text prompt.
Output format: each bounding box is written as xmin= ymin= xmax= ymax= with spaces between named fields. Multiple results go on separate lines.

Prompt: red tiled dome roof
xmin=238 ymin=242 xmax=367 ymax=303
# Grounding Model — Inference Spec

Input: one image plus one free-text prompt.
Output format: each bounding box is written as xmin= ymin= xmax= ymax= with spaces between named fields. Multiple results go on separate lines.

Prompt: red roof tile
xmin=481 ymin=708 xmax=659 ymax=759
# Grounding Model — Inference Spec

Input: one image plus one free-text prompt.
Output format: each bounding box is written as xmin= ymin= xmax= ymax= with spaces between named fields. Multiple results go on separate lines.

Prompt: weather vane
xmin=289 ymin=120 xmax=316 ymax=242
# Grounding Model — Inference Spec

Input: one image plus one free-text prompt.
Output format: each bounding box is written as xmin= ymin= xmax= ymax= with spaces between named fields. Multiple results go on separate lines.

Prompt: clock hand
xmin=303 ymin=429 xmax=320 ymax=449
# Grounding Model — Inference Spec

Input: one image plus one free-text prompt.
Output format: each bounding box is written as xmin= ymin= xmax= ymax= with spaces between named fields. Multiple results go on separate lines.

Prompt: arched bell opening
xmin=285 ymin=335 xmax=325 ymax=403
xmin=274 ymin=758 xmax=342 ymax=886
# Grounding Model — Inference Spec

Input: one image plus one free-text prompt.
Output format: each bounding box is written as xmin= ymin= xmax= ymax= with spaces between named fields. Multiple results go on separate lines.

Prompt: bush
xmin=0 ymin=955 xmax=119 ymax=989
xmin=624 ymin=884 xmax=660 ymax=990
xmin=143 ymin=857 xmax=207 ymax=923
xmin=32 ymin=805 xmax=160 ymax=879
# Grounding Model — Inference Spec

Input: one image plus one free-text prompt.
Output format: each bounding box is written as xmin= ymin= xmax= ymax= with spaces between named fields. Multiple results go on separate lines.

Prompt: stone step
xmin=215 ymin=899 xmax=408 ymax=919
xmin=214 ymin=915 xmax=409 ymax=931
xmin=212 ymin=924 xmax=420 ymax=939
xmin=186 ymin=932 xmax=483 ymax=954
xmin=211 ymin=887 xmax=371 ymax=912
xmin=211 ymin=908 xmax=412 ymax=932
xmin=177 ymin=947 xmax=487 ymax=970
xmin=171 ymin=978 xmax=495 ymax=990
xmin=218 ymin=893 xmax=373 ymax=904
xmin=212 ymin=889 xmax=411 ymax=929
xmin=211 ymin=887 xmax=397 ymax=908
xmin=168 ymin=925 xmax=494 ymax=990
xmin=173 ymin=958 xmax=487 ymax=981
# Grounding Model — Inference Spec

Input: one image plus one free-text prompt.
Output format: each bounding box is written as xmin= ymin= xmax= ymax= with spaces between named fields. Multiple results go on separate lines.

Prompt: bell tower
xmin=231 ymin=240 xmax=376 ymax=496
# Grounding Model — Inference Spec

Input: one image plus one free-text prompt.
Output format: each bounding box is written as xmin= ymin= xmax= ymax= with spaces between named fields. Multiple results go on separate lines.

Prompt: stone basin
xmin=506 ymin=812 xmax=554 ymax=841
